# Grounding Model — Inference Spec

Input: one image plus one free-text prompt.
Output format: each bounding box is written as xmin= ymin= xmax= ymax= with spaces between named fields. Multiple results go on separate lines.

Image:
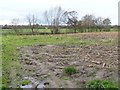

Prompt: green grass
xmin=0 ymin=35 xmax=2 ymax=89
xmin=20 ymin=80 xmax=30 ymax=86
xmin=0 ymin=28 xmax=118 ymax=35
xmin=85 ymin=79 xmax=118 ymax=89
xmin=63 ymin=66 xmax=76 ymax=75
xmin=0 ymin=29 xmax=68 ymax=35
xmin=1 ymin=31 xmax=117 ymax=87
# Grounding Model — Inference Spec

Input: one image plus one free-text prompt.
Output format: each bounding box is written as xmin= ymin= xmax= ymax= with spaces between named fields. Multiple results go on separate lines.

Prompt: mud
xmin=18 ymin=44 xmax=118 ymax=88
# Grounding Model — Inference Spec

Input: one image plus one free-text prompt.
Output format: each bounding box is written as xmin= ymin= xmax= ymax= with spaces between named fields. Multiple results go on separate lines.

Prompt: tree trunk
xmin=53 ymin=27 xmax=59 ymax=34
xmin=31 ymin=28 xmax=34 ymax=35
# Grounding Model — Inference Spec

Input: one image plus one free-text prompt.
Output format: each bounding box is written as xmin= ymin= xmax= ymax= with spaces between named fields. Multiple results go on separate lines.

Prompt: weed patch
xmin=85 ymin=79 xmax=118 ymax=89
xmin=63 ymin=66 xmax=76 ymax=75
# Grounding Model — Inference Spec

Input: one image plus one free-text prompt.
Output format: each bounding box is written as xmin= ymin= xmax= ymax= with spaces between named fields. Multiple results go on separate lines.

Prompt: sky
xmin=0 ymin=0 xmax=119 ymax=25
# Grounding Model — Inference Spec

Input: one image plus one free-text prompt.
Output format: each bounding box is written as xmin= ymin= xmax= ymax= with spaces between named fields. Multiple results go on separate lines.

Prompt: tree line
xmin=2 ymin=6 xmax=118 ymax=35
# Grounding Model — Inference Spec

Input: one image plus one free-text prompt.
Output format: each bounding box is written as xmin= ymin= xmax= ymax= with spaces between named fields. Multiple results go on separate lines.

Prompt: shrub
xmin=63 ymin=66 xmax=76 ymax=75
xmin=85 ymin=79 xmax=118 ymax=89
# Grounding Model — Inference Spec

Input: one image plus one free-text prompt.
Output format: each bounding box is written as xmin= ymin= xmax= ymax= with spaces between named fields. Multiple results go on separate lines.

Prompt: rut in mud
xmin=18 ymin=44 xmax=118 ymax=88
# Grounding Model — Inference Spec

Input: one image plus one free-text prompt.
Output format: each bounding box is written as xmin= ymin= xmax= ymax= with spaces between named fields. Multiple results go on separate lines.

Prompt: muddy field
xmin=18 ymin=32 xmax=118 ymax=88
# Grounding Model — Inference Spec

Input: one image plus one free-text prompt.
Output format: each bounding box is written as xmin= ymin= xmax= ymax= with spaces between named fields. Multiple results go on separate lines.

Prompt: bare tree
xmin=103 ymin=18 xmax=111 ymax=31
xmin=77 ymin=20 xmax=84 ymax=33
xmin=44 ymin=6 xmax=65 ymax=34
xmin=11 ymin=18 xmax=20 ymax=34
xmin=103 ymin=18 xmax=111 ymax=26
xmin=94 ymin=17 xmax=104 ymax=32
xmin=81 ymin=14 xmax=95 ymax=32
xmin=64 ymin=11 xmax=78 ymax=33
xmin=26 ymin=14 xmax=38 ymax=34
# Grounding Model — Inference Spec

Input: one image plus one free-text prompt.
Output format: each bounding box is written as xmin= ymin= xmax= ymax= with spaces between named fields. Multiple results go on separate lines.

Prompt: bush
xmin=85 ymin=79 xmax=118 ymax=89
xmin=63 ymin=66 xmax=76 ymax=75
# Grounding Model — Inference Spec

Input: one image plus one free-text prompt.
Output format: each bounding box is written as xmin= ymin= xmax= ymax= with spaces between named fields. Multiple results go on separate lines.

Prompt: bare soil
xmin=18 ymin=32 xmax=118 ymax=88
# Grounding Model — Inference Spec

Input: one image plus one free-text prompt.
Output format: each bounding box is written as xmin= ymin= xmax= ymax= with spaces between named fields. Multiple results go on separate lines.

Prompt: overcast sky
xmin=0 ymin=0 xmax=119 ymax=25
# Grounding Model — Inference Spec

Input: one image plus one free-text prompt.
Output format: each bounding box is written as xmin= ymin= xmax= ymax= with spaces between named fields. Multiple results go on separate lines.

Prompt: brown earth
xmin=18 ymin=32 xmax=118 ymax=88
